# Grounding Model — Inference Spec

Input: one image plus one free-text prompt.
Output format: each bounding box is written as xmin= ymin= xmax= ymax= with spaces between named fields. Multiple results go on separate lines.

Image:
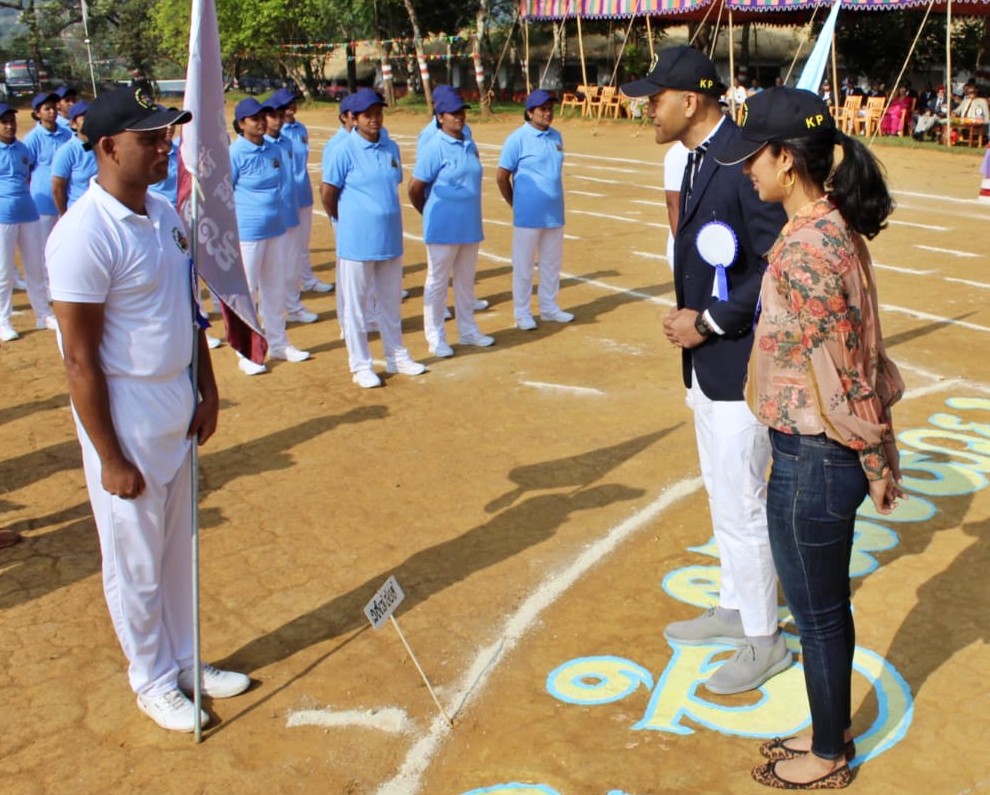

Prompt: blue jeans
xmin=767 ymin=429 xmax=868 ymax=760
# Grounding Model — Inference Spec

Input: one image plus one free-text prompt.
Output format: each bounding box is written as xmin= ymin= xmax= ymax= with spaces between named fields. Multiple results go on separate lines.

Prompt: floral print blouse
xmin=747 ymin=197 xmax=904 ymax=480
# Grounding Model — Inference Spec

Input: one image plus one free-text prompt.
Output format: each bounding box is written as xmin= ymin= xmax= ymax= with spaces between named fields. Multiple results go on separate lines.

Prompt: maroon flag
xmin=179 ymin=0 xmax=266 ymax=363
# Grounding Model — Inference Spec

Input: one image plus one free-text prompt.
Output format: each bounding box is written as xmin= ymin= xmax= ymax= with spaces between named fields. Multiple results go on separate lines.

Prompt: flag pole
xmin=80 ymin=0 xmax=97 ymax=95
xmin=190 ymin=175 xmax=204 ymax=744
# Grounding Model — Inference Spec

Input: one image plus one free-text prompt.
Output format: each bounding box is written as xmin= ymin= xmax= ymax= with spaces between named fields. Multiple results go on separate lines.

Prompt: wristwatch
xmin=694 ymin=312 xmax=714 ymax=339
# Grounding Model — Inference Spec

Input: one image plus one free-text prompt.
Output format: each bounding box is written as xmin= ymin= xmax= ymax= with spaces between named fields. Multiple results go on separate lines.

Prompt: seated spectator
xmin=880 ymin=85 xmax=913 ymax=136
xmin=913 ymin=85 xmax=947 ymax=141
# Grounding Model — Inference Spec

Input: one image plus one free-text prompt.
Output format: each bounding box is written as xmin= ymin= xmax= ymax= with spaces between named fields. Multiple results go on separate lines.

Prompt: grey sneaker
xmin=704 ymin=635 xmax=792 ymax=695
xmin=664 ymin=607 xmax=746 ymax=646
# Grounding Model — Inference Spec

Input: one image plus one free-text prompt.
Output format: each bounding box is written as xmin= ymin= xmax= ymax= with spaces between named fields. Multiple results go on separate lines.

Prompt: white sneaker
xmin=1 ymin=323 xmax=18 ymax=342
xmin=35 ymin=315 xmax=57 ymax=330
xmin=137 ymin=689 xmax=209 ymax=733
xmin=352 ymin=369 xmax=382 ymax=388
xmin=206 ymin=334 xmax=223 ymax=349
xmin=429 ymin=341 xmax=454 ymax=358
xmin=13 ymin=275 xmax=26 ymax=291
xmin=443 ymin=307 xmax=452 ymax=320
xmin=474 ymin=298 xmax=490 ymax=311
xmin=178 ymin=663 xmax=251 ymax=699
xmin=401 ymin=289 xmax=410 ymax=300
xmin=516 ymin=317 xmax=537 ymax=331
xmin=385 ymin=358 xmax=427 ymax=376
xmin=303 ymin=280 xmax=334 ymax=294
xmin=287 ymin=309 xmax=318 ymax=324
xmin=238 ymin=357 xmax=268 ymax=376
xmin=542 ymin=308 xmax=574 ymax=323
xmin=459 ymin=332 xmax=495 ymax=347
xmin=270 ymin=345 xmax=310 ymax=363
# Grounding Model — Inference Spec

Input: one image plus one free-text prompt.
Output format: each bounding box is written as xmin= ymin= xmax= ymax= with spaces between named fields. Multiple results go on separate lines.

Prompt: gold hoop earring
xmin=776 ymin=167 xmax=796 ymax=190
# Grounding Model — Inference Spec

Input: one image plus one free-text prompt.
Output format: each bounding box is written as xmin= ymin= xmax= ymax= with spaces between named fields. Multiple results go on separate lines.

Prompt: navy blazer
xmin=673 ymin=118 xmax=786 ymax=401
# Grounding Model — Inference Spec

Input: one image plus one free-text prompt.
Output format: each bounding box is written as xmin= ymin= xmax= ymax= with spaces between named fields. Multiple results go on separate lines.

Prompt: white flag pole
xmin=190 ymin=176 xmax=204 ymax=743
xmin=80 ymin=0 xmax=97 ymax=95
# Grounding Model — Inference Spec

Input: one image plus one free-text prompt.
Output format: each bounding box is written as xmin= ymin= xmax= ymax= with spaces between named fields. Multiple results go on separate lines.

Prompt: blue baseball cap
xmin=0 ymin=103 xmax=15 ymax=117
xmin=433 ymin=85 xmax=469 ymax=115
xmin=32 ymin=92 xmax=60 ymax=111
xmin=234 ymin=97 xmax=273 ymax=122
xmin=55 ymin=85 xmax=77 ymax=99
xmin=338 ymin=94 xmax=354 ymax=115
xmin=67 ymin=100 xmax=89 ymax=121
xmin=525 ymin=89 xmax=557 ymax=110
xmin=267 ymin=87 xmax=300 ymax=109
xmin=349 ymin=87 xmax=386 ymax=114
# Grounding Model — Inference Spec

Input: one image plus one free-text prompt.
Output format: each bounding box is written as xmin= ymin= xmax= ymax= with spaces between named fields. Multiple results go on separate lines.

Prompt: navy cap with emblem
xmin=0 ymin=103 xmax=16 ymax=117
xmin=620 ymin=45 xmax=725 ymax=99
xmin=81 ymin=88 xmax=191 ymax=151
xmin=711 ymin=87 xmax=836 ymax=166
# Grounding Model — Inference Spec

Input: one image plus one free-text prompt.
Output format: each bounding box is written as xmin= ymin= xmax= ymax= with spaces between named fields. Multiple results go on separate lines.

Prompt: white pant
xmin=241 ymin=235 xmax=290 ymax=353
xmin=283 ymin=222 xmax=307 ymax=315
xmin=75 ymin=374 xmax=195 ymax=697
xmin=296 ymin=204 xmax=317 ymax=284
xmin=511 ymin=225 xmax=565 ymax=321
xmin=689 ymin=373 xmax=778 ymax=637
xmin=423 ymin=242 xmax=481 ymax=346
xmin=338 ymin=256 xmax=408 ymax=372
xmin=0 ymin=220 xmax=49 ymax=324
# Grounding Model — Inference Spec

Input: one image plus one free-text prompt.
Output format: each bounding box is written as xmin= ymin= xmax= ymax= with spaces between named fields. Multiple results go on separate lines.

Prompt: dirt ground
xmin=1 ymin=105 xmax=989 ymax=795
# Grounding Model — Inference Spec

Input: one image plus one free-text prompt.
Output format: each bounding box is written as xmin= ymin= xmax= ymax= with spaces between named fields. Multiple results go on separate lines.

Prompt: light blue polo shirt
xmin=0 ymin=139 xmax=40 ymax=224
xmin=281 ymin=119 xmax=314 ymax=209
xmin=416 ymin=118 xmax=473 ymax=152
xmin=24 ymin=122 xmax=72 ymax=217
xmin=497 ymin=122 xmax=565 ymax=229
xmin=413 ymin=131 xmax=483 ymax=245
xmin=149 ymin=140 xmax=179 ymax=204
xmin=229 ymin=135 xmax=287 ymax=242
xmin=324 ymin=131 xmax=403 ymax=262
xmin=51 ymin=136 xmax=97 ymax=209
xmin=321 ymin=126 xmax=350 ymax=182
xmin=265 ymin=134 xmax=300 ymax=230
xmin=56 ymin=115 xmax=71 ymax=130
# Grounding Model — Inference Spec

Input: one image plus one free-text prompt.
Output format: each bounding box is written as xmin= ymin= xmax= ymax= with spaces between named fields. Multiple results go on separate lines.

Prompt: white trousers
xmin=423 ymin=242 xmax=481 ymax=346
xmin=283 ymin=221 xmax=307 ymax=315
xmin=689 ymin=373 xmax=778 ymax=637
xmin=338 ymin=256 xmax=408 ymax=372
xmin=241 ymin=235 xmax=290 ymax=353
xmin=0 ymin=220 xmax=49 ymax=324
xmin=75 ymin=374 xmax=195 ymax=697
xmin=296 ymin=204 xmax=318 ymax=284
xmin=511 ymin=225 xmax=565 ymax=321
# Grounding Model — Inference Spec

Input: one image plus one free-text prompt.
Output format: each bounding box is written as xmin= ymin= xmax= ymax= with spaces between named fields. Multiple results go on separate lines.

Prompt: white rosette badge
xmin=696 ymin=220 xmax=738 ymax=301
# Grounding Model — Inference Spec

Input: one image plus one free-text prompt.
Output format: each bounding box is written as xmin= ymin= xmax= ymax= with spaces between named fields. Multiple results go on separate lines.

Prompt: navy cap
xmin=620 ymin=46 xmax=724 ymax=98
xmin=268 ymin=87 xmax=300 ymax=109
xmin=433 ymin=85 xmax=469 ymax=115
xmin=234 ymin=97 xmax=273 ymax=122
xmin=0 ymin=103 xmax=15 ymax=117
xmin=349 ymin=87 xmax=386 ymax=114
xmin=32 ymin=92 xmax=60 ymax=111
xmin=81 ymin=87 xmax=191 ymax=150
xmin=67 ymin=100 xmax=89 ymax=121
xmin=712 ymin=87 xmax=836 ymax=166
xmin=525 ymin=89 xmax=557 ymax=110
xmin=338 ymin=94 xmax=355 ymax=115
xmin=55 ymin=85 xmax=77 ymax=99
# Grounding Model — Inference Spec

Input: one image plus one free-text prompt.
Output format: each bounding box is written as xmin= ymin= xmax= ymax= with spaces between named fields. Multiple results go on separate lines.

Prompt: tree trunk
xmin=475 ymin=2 xmax=490 ymax=119
xmin=401 ymin=0 xmax=433 ymax=114
xmin=346 ymin=41 xmax=357 ymax=93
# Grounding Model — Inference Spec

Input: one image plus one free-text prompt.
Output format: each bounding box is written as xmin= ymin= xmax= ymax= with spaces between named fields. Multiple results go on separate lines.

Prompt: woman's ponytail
xmin=828 ymin=130 xmax=894 ymax=240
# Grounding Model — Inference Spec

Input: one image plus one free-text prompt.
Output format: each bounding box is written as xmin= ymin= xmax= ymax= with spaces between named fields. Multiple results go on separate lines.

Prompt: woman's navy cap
xmin=234 ymin=97 xmax=273 ymax=122
xmin=433 ymin=85 xmax=469 ymax=114
xmin=0 ymin=103 xmax=15 ymax=117
xmin=81 ymin=88 xmax=191 ymax=150
xmin=620 ymin=45 xmax=724 ymax=98
xmin=266 ymin=87 xmax=300 ymax=110
xmin=525 ymin=89 xmax=557 ymax=110
xmin=31 ymin=92 xmax=60 ymax=111
xmin=349 ymin=87 xmax=386 ymax=114
xmin=712 ymin=87 xmax=836 ymax=166
xmin=55 ymin=85 xmax=77 ymax=99
xmin=68 ymin=100 xmax=89 ymax=120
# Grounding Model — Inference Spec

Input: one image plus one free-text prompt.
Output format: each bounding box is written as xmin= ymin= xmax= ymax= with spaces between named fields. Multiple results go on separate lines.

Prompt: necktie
xmin=686 ymin=139 xmax=710 ymax=201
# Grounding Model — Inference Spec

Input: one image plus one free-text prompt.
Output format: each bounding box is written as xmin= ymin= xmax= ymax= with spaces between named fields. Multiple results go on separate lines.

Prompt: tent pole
xmin=646 ymin=13 xmax=654 ymax=60
xmin=578 ymin=14 xmax=588 ymax=87
xmin=524 ymin=18 xmax=532 ymax=93
xmin=945 ymin=0 xmax=953 ymax=148
xmin=831 ymin=31 xmax=840 ymax=122
xmin=728 ymin=9 xmax=736 ymax=120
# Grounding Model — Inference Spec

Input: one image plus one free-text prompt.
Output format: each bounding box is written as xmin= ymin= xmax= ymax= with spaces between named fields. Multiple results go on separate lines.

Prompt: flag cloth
xmin=179 ymin=0 xmax=267 ymax=363
xmin=796 ymin=0 xmax=842 ymax=94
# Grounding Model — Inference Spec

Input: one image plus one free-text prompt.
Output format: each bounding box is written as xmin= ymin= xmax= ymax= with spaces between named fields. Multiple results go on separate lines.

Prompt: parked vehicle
xmin=4 ymin=60 xmax=50 ymax=96
xmin=155 ymin=79 xmax=186 ymax=98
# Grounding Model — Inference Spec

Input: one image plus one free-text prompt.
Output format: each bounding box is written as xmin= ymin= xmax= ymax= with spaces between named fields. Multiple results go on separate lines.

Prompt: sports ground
xmin=1 ymin=106 xmax=989 ymax=794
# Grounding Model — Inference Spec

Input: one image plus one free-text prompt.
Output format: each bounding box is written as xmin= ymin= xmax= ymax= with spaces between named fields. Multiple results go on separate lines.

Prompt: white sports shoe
xmin=459 ymin=332 xmax=495 ymax=347
xmin=303 ymin=279 xmax=334 ymax=293
xmin=206 ymin=334 xmax=223 ymax=349
xmin=385 ymin=357 xmax=427 ymax=375
xmin=270 ymin=345 xmax=310 ymax=363
xmin=178 ymin=663 xmax=251 ymax=699
xmin=1 ymin=323 xmax=18 ymax=342
xmin=238 ymin=357 xmax=268 ymax=376
xmin=35 ymin=315 xmax=57 ymax=330
xmin=516 ymin=317 xmax=537 ymax=331
xmin=401 ymin=289 xmax=410 ymax=300
xmin=542 ymin=308 xmax=574 ymax=323
xmin=443 ymin=307 xmax=453 ymax=320
xmin=473 ymin=298 xmax=490 ymax=311
xmin=137 ymin=689 xmax=209 ymax=733
xmin=352 ymin=369 xmax=382 ymax=388
xmin=287 ymin=309 xmax=318 ymax=324
xmin=429 ymin=341 xmax=454 ymax=358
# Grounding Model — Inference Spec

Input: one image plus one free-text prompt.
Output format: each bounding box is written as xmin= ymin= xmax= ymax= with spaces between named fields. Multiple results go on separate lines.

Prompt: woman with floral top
xmin=713 ymin=87 xmax=904 ymax=791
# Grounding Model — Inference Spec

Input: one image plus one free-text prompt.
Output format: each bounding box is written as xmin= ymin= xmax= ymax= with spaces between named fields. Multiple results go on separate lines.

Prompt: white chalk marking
xmin=887 ymin=219 xmax=949 ymax=232
xmin=569 ymin=190 xmax=607 ymax=198
xmin=564 ymin=234 xmax=581 ymax=241
xmin=520 ymin=380 xmax=605 ymax=396
xmin=894 ymin=189 xmax=990 ymax=207
xmin=570 ymin=208 xmax=666 ymax=229
xmin=872 ymin=262 xmax=936 ymax=276
xmin=560 ymin=271 xmax=674 ymax=306
xmin=567 ymin=162 xmax=640 ymax=175
xmin=881 ymin=303 xmax=990 ymax=334
xmin=896 ymin=360 xmax=990 ymax=395
xmin=287 ymin=707 xmax=411 ymax=734
xmin=944 ymin=276 xmax=990 ymax=290
xmin=903 ymin=379 xmax=967 ymax=400
xmin=914 ymin=244 xmax=979 ymax=258
xmin=375 ymin=477 xmax=705 ymax=795
xmin=480 ymin=250 xmax=512 ymax=264
xmin=632 ymin=250 xmax=668 ymax=262
xmin=570 ymin=174 xmax=627 ymax=186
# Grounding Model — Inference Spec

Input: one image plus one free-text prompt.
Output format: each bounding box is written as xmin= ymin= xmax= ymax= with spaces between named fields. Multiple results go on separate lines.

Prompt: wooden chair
xmin=954 ymin=118 xmax=987 ymax=148
xmin=597 ymin=86 xmax=622 ymax=119
xmin=583 ymin=85 xmax=602 ymax=118
xmin=857 ymin=97 xmax=885 ymax=136
xmin=834 ymin=94 xmax=862 ymax=134
xmin=559 ymin=89 xmax=585 ymax=117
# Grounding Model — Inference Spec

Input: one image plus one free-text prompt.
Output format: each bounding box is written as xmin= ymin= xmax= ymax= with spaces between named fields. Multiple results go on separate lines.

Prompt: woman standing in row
xmin=408 ymin=86 xmax=492 ymax=359
xmin=712 ymin=87 xmax=904 ymax=790
xmin=497 ymin=89 xmax=572 ymax=331
xmin=51 ymin=101 xmax=96 ymax=216
xmin=24 ymin=91 xmax=70 ymax=240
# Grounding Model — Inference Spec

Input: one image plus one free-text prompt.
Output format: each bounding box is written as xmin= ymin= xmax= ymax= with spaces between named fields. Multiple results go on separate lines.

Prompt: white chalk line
xmin=570 ymin=208 xmax=667 ymax=229
xmin=873 ymin=262 xmax=936 ymax=276
xmin=944 ymin=276 xmax=990 ymax=290
xmin=895 ymin=360 xmax=990 ymax=396
xmin=569 ymin=190 xmax=607 ymax=198
xmin=887 ymin=219 xmax=949 ymax=232
xmin=287 ymin=707 xmax=411 ymax=734
xmin=914 ymin=244 xmax=980 ymax=258
xmin=520 ymin=380 xmax=605 ymax=396
xmin=375 ymin=477 xmax=705 ymax=795
xmin=881 ymin=303 xmax=990 ymax=334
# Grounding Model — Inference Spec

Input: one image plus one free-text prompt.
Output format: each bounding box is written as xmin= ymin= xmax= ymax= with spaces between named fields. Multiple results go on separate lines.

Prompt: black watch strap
xmin=694 ymin=313 xmax=713 ymax=338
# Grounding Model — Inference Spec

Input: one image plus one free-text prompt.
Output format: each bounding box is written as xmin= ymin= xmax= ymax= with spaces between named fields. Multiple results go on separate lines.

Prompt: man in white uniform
xmin=47 ymin=88 xmax=249 ymax=733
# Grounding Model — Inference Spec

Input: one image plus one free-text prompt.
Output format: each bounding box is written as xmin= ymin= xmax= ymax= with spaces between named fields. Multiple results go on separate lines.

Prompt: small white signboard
xmin=364 ymin=575 xmax=405 ymax=630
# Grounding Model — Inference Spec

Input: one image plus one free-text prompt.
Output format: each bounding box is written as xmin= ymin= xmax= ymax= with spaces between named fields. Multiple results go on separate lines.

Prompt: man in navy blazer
xmin=622 ymin=47 xmax=789 ymax=696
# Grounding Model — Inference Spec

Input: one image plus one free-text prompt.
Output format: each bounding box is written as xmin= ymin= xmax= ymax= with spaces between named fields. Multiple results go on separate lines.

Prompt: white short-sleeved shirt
xmin=663 ymin=142 xmax=690 ymax=271
xmin=47 ymin=181 xmax=195 ymax=381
